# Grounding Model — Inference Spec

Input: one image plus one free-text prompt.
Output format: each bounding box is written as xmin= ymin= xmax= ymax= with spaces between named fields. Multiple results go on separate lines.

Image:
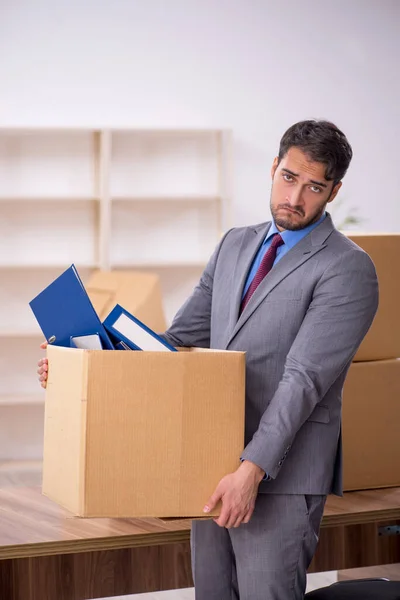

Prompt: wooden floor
xmin=1 ymin=487 xmax=399 ymax=599
xmin=2 ymin=486 xmax=400 ymax=559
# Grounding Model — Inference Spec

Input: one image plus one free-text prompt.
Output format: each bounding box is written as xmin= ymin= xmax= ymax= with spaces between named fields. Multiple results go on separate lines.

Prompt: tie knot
xmin=271 ymin=233 xmax=284 ymax=248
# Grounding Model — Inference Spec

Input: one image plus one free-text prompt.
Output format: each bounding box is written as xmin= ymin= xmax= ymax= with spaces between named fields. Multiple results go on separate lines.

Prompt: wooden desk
xmin=0 ymin=487 xmax=399 ymax=600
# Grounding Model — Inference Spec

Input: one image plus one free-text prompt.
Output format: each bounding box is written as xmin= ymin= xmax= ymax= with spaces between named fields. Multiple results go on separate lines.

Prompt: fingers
xmin=40 ymin=341 xmax=48 ymax=349
xmin=216 ymin=502 xmax=256 ymax=529
xmin=241 ymin=502 xmax=256 ymax=525
xmin=206 ymin=473 xmax=257 ymax=529
xmin=37 ymin=357 xmax=48 ymax=388
xmin=226 ymin=505 xmax=250 ymax=529
xmin=215 ymin=508 xmax=242 ymax=529
xmin=226 ymin=511 xmax=240 ymax=529
xmin=203 ymin=484 xmax=224 ymax=514
xmin=214 ymin=505 xmax=231 ymax=528
xmin=37 ymin=361 xmax=48 ymax=376
xmin=233 ymin=515 xmax=243 ymax=528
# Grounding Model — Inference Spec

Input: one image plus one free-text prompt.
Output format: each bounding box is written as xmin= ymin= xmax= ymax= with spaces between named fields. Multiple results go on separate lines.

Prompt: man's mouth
xmin=279 ymin=207 xmax=302 ymax=216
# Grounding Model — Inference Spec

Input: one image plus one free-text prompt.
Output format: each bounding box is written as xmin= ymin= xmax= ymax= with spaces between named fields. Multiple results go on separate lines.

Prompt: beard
xmin=270 ymin=197 xmax=326 ymax=231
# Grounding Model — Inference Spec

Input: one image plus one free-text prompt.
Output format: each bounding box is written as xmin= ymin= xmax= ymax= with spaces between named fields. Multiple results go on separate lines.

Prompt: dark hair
xmin=278 ymin=120 xmax=353 ymax=185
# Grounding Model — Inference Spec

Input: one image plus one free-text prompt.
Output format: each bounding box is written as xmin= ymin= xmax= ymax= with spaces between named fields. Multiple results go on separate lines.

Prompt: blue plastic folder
xmin=29 ymin=265 xmax=114 ymax=349
xmin=103 ymin=304 xmax=176 ymax=352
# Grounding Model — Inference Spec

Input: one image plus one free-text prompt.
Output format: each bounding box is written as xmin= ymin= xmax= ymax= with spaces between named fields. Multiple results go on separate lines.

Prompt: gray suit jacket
xmin=163 ymin=214 xmax=379 ymax=496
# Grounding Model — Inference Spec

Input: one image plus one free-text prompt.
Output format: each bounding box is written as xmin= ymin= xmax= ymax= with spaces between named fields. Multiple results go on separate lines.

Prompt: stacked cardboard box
xmin=342 ymin=234 xmax=400 ymax=491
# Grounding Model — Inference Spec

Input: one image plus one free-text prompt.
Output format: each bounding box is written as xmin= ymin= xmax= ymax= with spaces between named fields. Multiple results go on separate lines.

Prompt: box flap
xmin=87 ymin=289 xmax=114 ymax=319
xmin=86 ymin=270 xmax=167 ymax=332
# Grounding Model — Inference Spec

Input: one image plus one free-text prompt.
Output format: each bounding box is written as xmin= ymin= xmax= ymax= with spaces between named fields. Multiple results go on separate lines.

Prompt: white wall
xmin=0 ymin=0 xmax=399 ymax=231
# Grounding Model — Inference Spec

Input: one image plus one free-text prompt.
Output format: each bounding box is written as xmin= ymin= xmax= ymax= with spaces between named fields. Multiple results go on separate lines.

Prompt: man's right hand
xmin=38 ymin=341 xmax=48 ymax=388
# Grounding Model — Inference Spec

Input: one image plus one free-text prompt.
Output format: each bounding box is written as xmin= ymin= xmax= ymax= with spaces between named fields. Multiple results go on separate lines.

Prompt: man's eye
xmin=310 ymin=186 xmax=322 ymax=193
xmin=283 ymin=174 xmax=293 ymax=182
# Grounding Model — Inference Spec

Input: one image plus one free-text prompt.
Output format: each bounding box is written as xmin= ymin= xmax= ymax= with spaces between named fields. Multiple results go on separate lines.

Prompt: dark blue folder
xmin=29 ymin=265 xmax=114 ymax=349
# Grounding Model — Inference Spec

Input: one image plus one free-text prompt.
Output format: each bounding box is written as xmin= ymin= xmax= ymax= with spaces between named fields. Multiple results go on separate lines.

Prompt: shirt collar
xmin=265 ymin=212 xmax=327 ymax=250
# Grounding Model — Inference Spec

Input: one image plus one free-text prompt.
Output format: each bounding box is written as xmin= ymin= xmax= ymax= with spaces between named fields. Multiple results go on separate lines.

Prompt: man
xmin=38 ymin=120 xmax=379 ymax=599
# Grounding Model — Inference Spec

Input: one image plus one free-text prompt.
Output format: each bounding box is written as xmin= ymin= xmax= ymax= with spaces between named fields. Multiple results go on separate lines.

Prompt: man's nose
xmin=286 ymin=186 xmax=303 ymax=207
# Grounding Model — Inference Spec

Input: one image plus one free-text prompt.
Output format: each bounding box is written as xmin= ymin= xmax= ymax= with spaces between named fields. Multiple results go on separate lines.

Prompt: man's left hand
xmin=203 ymin=460 xmax=265 ymax=528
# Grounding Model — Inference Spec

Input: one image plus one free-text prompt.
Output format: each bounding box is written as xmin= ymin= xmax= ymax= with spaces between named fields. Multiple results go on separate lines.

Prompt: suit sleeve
xmin=240 ymin=248 xmax=379 ymax=479
xmin=161 ymin=229 xmax=233 ymax=349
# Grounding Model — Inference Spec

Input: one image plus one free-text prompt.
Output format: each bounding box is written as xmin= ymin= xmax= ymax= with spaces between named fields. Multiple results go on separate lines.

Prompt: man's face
xmin=270 ymin=147 xmax=342 ymax=231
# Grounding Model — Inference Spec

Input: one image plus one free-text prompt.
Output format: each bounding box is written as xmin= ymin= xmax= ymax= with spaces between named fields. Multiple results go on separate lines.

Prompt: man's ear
xmin=327 ymin=181 xmax=342 ymax=203
xmin=271 ymin=156 xmax=279 ymax=180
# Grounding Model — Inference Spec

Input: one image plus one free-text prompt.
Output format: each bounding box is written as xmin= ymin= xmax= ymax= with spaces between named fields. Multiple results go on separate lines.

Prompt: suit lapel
xmin=226 ymin=214 xmax=335 ymax=347
xmin=227 ymin=222 xmax=272 ymax=340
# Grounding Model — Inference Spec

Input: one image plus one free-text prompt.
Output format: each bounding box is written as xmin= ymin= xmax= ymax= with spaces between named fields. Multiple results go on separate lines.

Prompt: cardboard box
xmin=42 ymin=345 xmax=245 ymax=518
xmin=345 ymin=233 xmax=400 ymax=361
xmin=86 ymin=270 xmax=167 ymax=333
xmin=343 ymin=359 xmax=400 ymax=491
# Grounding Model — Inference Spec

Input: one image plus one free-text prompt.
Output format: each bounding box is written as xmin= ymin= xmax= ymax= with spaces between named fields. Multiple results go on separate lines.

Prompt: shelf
xmin=0 ymin=395 xmax=45 ymax=407
xmin=0 ymin=126 xmax=231 ymax=468
xmin=0 ymin=459 xmax=43 ymax=473
xmin=0 ymin=126 xmax=100 ymax=133
xmin=113 ymin=260 xmax=207 ymax=269
xmin=0 ymin=263 xmax=98 ymax=270
xmin=0 ymin=196 xmax=99 ymax=203
xmin=112 ymin=194 xmax=220 ymax=203
xmin=110 ymin=127 xmax=224 ymax=134
xmin=0 ymin=127 xmax=222 ymax=134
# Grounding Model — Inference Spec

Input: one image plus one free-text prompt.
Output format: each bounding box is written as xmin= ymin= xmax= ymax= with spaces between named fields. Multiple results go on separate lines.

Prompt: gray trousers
xmin=191 ymin=493 xmax=326 ymax=600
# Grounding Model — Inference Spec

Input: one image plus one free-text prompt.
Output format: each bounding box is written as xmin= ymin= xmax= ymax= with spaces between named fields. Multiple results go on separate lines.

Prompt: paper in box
xmin=42 ymin=345 xmax=246 ymax=518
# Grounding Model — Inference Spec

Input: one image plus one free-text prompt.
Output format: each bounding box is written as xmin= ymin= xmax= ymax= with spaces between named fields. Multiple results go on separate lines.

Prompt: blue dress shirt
xmin=242 ymin=213 xmax=327 ymax=298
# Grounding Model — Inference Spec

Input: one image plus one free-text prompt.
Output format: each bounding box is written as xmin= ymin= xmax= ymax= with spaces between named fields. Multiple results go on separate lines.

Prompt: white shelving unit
xmin=0 ymin=126 xmax=232 ymax=486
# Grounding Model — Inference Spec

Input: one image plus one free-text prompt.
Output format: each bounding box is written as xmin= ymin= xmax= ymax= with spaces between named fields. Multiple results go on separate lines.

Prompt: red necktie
xmin=240 ymin=233 xmax=284 ymax=314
